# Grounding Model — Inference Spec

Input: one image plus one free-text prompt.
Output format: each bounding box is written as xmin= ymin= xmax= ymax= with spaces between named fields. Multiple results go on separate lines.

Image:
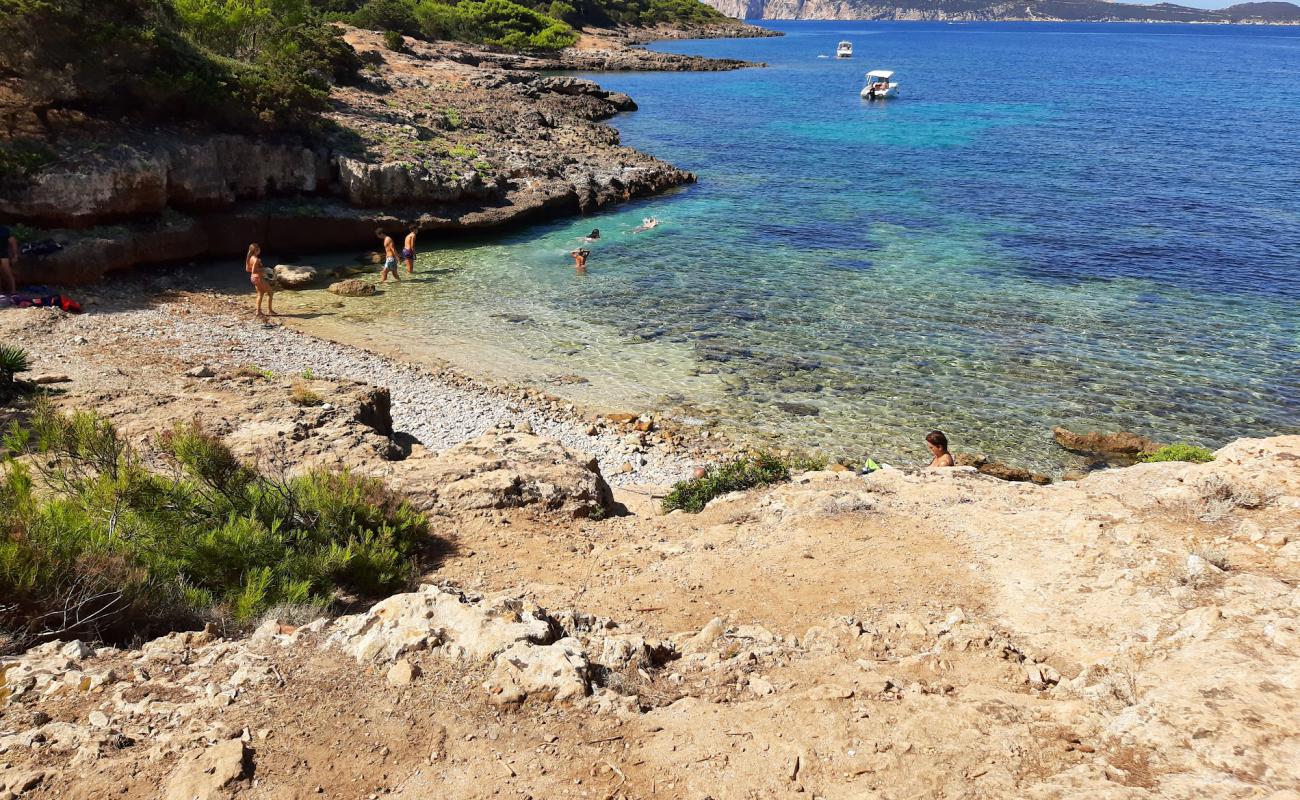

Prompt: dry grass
xmin=290 ymin=380 xmax=324 ymax=407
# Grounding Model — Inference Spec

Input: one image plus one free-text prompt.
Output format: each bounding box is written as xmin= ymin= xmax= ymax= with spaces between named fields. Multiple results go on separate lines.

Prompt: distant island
xmin=700 ymin=0 xmax=1300 ymax=23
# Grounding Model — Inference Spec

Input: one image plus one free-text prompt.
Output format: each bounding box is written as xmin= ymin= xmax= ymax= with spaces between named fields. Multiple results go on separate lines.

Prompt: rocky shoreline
xmin=0 ymin=285 xmax=730 ymax=494
xmin=1 ymin=27 xmax=767 ymax=286
xmin=1 ymin=292 xmax=1296 ymax=796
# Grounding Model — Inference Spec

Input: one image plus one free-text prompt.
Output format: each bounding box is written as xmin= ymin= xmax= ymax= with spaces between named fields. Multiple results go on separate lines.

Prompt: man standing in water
xmin=402 ymin=226 xmax=418 ymax=275
xmin=377 ymin=228 xmax=401 ymax=284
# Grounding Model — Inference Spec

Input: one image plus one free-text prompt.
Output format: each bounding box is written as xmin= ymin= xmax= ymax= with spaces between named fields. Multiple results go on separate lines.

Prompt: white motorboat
xmin=860 ymin=69 xmax=898 ymax=99
xmin=836 ymin=41 xmax=853 ymax=58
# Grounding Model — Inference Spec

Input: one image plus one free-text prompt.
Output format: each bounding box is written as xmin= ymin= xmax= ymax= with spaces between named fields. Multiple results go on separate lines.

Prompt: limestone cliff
xmin=702 ymin=0 xmax=1300 ymax=22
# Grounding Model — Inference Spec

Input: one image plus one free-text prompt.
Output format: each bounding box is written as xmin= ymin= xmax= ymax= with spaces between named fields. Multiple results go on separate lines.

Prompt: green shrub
xmin=0 ymin=345 xmax=30 ymax=391
xmin=0 ymin=404 xmax=431 ymax=645
xmin=349 ymin=0 xmax=422 ymax=34
xmin=1141 ymin=444 xmax=1215 ymax=464
xmin=0 ymin=139 xmax=55 ymax=185
xmin=638 ymin=0 xmax=723 ymax=26
xmin=662 ymin=451 xmax=827 ymax=514
xmin=383 ymin=28 xmax=406 ymax=49
xmin=0 ymin=0 xmax=359 ymax=134
xmin=415 ymin=0 xmax=577 ymax=51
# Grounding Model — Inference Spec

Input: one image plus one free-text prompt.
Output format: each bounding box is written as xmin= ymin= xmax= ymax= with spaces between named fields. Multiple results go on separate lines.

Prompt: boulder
xmin=326 ymin=584 xmax=557 ymax=664
xmin=328 ymin=279 xmax=376 ymax=297
xmin=1052 ymin=426 xmax=1160 ymax=461
xmin=483 ymin=638 xmax=591 ymax=706
xmin=273 ymin=264 xmax=319 ymax=288
xmin=163 ymin=739 xmax=249 ymax=800
xmin=394 ymin=429 xmax=613 ymax=518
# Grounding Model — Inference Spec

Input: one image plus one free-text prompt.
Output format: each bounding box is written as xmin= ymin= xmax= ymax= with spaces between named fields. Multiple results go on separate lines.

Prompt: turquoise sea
xmin=282 ymin=22 xmax=1300 ymax=472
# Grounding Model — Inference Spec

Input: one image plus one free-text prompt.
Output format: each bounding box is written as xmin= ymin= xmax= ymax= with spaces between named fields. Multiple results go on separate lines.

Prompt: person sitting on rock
xmin=926 ymin=430 xmax=955 ymax=468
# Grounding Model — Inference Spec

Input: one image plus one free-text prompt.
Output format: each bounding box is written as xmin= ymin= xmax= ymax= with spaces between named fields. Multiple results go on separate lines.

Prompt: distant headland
xmin=700 ymin=0 xmax=1300 ymax=24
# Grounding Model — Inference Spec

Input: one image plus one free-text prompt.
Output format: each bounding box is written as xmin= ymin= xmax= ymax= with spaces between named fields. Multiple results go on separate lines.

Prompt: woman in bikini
xmin=246 ymin=243 xmax=276 ymax=317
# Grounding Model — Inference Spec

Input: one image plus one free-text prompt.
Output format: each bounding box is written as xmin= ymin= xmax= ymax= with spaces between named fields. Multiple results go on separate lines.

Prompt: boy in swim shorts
xmin=377 ymin=228 xmax=401 ymax=283
xmin=403 ymin=226 xmax=417 ymax=274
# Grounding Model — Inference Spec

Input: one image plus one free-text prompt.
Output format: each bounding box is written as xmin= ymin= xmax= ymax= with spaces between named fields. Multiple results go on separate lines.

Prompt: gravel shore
xmin=14 ymin=287 xmax=710 ymax=490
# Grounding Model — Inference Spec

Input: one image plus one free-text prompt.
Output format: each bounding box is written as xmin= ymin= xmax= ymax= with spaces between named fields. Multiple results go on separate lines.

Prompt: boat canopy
xmin=838 ymin=41 xmax=852 ymax=47
xmin=866 ymin=70 xmax=894 ymax=79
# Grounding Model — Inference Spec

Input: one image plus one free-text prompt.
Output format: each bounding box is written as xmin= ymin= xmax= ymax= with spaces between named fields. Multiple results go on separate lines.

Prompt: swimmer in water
xmin=571 ymin=248 xmax=589 ymax=273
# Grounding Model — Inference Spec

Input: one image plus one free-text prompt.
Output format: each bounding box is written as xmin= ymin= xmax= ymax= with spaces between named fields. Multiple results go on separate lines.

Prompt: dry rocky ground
xmin=2 ymin=302 xmax=1299 ymax=800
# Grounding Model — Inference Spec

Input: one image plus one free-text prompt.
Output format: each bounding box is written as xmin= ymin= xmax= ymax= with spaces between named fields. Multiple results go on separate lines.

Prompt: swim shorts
xmin=401 ymin=248 xmax=414 ymax=260
xmin=384 ymin=256 xmax=398 ymax=270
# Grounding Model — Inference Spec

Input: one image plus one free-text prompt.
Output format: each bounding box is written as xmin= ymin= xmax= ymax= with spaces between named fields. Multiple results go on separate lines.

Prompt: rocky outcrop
xmin=954 ymin=452 xmax=1052 ymax=484
xmin=0 ymin=138 xmax=327 ymax=228
xmin=1052 ymin=425 xmax=1161 ymax=461
xmin=395 ymin=428 xmax=614 ymax=518
xmin=5 ymin=28 xmax=728 ymax=285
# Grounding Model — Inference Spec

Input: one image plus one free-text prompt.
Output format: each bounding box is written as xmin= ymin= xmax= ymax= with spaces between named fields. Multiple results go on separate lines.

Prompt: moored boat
xmin=836 ymin=41 xmax=853 ymax=58
xmin=860 ymin=69 xmax=898 ymax=99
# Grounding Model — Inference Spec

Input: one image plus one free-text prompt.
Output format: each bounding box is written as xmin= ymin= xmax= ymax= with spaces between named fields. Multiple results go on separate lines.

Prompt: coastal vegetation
xmin=0 ymin=345 xmax=30 ymax=401
xmin=0 ymin=0 xmax=723 ymax=150
xmin=662 ymin=451 xmax=827 ymax=513
xmin=1142 ymin=444 xmax=1216 ymax=464
xmin=0 ymin=403 xmax=431 ymax=646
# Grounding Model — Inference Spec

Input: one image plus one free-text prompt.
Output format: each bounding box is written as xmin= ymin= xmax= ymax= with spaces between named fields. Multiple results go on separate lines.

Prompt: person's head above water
xmin=925 ymin=430 xmax=949 ymax=454
xmin=588 ymin=229 xmax=600 ymax=238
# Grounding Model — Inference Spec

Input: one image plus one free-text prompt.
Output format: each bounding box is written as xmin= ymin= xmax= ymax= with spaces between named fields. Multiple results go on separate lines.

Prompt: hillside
xmin=701 ymin=0 xmax=1300 ymax=22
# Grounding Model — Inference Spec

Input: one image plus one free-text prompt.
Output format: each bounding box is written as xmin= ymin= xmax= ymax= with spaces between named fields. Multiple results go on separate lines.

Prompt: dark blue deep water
xmin=291 ymin=22 xmax=1300 ymax=470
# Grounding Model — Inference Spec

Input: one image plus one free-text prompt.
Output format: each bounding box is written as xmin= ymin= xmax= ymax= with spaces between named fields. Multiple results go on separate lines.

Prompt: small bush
xmin=290 ymin=380 xmax=324 ymax=406
xmin=1142 ymin=444 xmax=1215 ymax=464
xmin=0 ymin=345 xmax=31 ymax=390
xmin=662 ymin=451 xmax=827 ymax=514
xmin=349 ymin=0 xmax=422 ymax=35
xmin=235 ymin=365 xmax=275 ymax=379
xmin=383 ymin=29 xmax=406 ymax=50
xmin=0 ymin=405 xmax=430 ymax=645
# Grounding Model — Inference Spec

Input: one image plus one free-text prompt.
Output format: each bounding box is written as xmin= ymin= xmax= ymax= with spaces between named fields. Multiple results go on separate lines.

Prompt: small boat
xmin=860 ymin=69 xmax=899 ymax=100
xmin=836 ymin=41 xmax=853 ymax=59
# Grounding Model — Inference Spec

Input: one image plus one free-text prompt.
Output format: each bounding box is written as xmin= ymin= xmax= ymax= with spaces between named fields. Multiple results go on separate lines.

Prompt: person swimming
xmin=583 ymin=228 xmax=600 ymax=242
xmin=571 ymin=248 xmax=589 ymax=273
xmin=632 ymin=217 xmax=659 ymax=233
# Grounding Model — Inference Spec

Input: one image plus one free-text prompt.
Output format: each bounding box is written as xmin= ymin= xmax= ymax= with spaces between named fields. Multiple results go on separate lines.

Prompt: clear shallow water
xmin=279 ymin=22 xmax=1300 ymax=471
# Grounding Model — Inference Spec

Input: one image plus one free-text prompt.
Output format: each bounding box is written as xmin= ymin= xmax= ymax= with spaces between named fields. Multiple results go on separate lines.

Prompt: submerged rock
xmin=954 ymin=453 xmax=1051 ymax=485
xmin=1052 ymin=426 xmax=1160 ymax=461
xmin=328 ymin=279 xmax=376 ymax=297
